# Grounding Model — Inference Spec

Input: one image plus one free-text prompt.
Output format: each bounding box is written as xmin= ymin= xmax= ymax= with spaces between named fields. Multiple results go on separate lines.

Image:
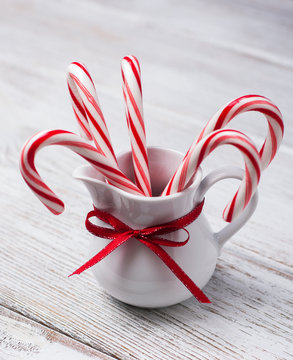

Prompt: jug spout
xmin=73 ymin=147 xmax=203 ymax=227
xmin=73 ymin=165 xmax=118 ymax=211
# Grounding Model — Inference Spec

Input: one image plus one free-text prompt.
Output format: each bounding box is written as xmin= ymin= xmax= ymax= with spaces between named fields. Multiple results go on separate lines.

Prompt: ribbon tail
xmin=141 ymin=241 xmax=211 ymax=304
xmin=69 ymin=232 xmax=133 ymax=276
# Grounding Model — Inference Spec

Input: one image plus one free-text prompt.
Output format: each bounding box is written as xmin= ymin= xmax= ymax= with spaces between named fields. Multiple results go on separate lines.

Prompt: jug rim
xmin=73 ymin=146 xmax=203 ymax=204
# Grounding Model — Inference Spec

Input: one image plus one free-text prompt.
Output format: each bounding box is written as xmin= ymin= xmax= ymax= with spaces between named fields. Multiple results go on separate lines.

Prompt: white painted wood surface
xmin=0 ymin=0 xmax=292 ymax=359
xmin=0 ymin=307 xmax=114 ymax=360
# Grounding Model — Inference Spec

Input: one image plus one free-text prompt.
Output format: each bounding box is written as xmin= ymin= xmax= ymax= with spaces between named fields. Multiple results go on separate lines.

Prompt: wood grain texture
xmin=0 ymin=306 xmax=115 ymax=360
xmin=0 ymin=0 xmax=293 ymax=359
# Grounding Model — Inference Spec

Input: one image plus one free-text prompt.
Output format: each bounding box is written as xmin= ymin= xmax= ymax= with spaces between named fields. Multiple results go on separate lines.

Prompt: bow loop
xmin=70 ymin=199 xmax=211 ymax=303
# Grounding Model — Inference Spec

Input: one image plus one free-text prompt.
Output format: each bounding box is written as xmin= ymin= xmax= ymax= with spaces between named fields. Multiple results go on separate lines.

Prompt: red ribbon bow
xmin=69 ymin=199 xmax=210 ymax=304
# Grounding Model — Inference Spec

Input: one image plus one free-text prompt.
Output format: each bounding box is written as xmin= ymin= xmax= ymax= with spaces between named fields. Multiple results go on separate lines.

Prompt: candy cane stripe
xmin=224 ymin=191 xmax=238 ymax=223
xmin=197 ymin=95 xmax=284 ymax=170
xmin=244 ymin=164 xmax=252 ymax=206
xmin=67 ymin=73 xmax=92 ymax=141
xmin=71 ymin=62 xmax=95 ymax=86
xmin=68 ymin=84 xmax=87 ymax=119
xmin=132 ymin=151 xmax=152 ymax=196
xmin=128 ymin=112 xmax=149 ymax=164
xmin=124 ymin=78 xmax=145 ymax=132
xmin=121 ymin=56 xmax=152 ymax=196
xmin=161 ymin=129 xmax=261 ymax=222
xmin=67 ymin=62 xmax=117 ymax=164
xmin=72 ymin=107 xmax=92 ymax=140
xmin=123 ymin=56 xmax=142 ymax=93
xmin=20 ymin=130 xmax=143 ymax=215
xmin=82 ymin=105 xmax=116 ymax=158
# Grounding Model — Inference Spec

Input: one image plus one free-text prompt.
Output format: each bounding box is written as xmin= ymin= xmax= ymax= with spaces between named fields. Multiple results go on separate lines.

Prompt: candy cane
xmin=161 ymin=129 xmax=261 ymax=222
xmin=121 ymin=55 xmax=152 ymax=196
xmin=197 ymin=95 xmax=284 ymax=170
xmin=67 ymin=63 xmax=93 ymax=141
xmin=20 ymin=130 xmax=143 ymax=215
xmin=67 ymin=62 xmax=117 ymax=164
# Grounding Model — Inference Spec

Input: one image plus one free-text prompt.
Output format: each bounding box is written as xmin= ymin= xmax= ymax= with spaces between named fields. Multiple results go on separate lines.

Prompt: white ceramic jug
xmin=73 ymin=147 xmax=258 ymax=307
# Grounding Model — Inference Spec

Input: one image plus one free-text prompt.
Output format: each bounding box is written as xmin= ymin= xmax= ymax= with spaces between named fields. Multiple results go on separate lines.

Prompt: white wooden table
xmin=1 ymin=1 xmax=292 ymax=359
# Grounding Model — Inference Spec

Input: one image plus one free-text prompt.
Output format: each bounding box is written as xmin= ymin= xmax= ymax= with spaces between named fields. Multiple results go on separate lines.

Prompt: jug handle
xmin=196 ymin=166 xmax=258 ymax=251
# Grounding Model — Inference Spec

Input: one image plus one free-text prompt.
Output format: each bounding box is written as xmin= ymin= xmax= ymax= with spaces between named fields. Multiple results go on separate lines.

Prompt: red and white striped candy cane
xmin=67 ymin=62 xmax=93 ymax=141
xmin=20 ymin=130 xmax=143 ymax=215
xmin=161 ymin=129 xmax=261 ymax=222
xmin=67 ymin=62 xmax=117 ymax=164
xmin=197 ymin=95 xmax=284 ymax=170
xmin=121 ymin=55 xmax=152 ymax=196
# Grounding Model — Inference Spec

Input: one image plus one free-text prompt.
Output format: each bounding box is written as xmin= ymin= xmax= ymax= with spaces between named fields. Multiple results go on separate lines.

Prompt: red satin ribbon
xmin=69 ymin=199 xmax=211 ymax=303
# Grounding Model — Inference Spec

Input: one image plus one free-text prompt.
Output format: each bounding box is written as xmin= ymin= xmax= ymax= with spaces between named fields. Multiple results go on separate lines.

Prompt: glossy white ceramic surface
xmin=73 ymin=147 xmax=258 ymax=307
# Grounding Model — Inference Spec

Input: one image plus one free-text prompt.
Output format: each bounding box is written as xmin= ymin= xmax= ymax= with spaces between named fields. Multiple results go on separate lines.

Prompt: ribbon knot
xmin=69 ymin=199 xmax=211 ymax=303
xmin=132 ymin=229 xmax=142 ymax=238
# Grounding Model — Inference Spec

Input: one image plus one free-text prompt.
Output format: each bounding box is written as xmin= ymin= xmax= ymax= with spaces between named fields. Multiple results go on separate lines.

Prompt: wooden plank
xmin=0 ymin=0 xmax=292 ymax=148
xmin=0 ymin=306 xmax=115 ymax=359
xmin=0 ymin=0 xmax=292 ymax=359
